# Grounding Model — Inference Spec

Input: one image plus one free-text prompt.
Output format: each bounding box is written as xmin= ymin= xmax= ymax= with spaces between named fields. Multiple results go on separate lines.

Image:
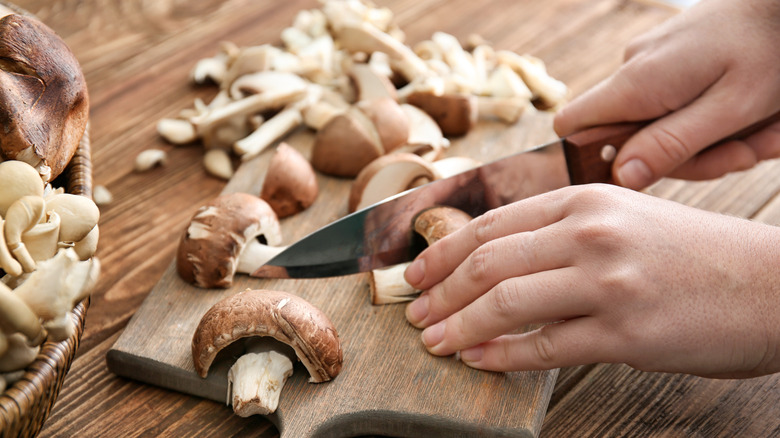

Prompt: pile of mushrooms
xmin=192 ymin=289 xmax=342 ymax=416
xmin=0 ymin=160 xmax=100 ymax=394
xmin=156 ymin=0 xmax=568 ymax=181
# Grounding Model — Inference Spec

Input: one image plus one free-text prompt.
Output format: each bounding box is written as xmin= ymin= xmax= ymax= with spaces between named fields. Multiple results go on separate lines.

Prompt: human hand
xmin=554 ymin=0 xmax=780 ymax=190
xmin=403 ymin=184 xmax=780 ymax=378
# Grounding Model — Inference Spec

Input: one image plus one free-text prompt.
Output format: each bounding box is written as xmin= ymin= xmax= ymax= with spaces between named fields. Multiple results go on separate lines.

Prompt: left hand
xmin=403 ymin=184 xmax=780 ymax=378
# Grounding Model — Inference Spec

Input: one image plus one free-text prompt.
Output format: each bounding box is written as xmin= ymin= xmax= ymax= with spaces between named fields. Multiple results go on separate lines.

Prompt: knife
xmin=252 ymin=122 xmax=644 ymax=279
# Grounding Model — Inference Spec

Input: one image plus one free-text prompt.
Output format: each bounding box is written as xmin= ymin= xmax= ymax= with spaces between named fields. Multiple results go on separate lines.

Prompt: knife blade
xmin=253 ymin=122 xmax=644 ymax=278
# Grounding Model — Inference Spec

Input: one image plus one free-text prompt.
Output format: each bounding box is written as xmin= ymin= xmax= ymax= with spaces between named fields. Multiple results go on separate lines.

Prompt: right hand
xmin=554 ymin=0 xmax=780 ymax=190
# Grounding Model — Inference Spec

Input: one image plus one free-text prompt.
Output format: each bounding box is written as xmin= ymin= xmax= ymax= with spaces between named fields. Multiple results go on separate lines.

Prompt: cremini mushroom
xmin=260 ymin=143 xmax=318 ymax=218
xmin=0 ymin=13 xmax=89 ymax=182
xmin=192 ymin=289 xmax=342 ymax=417
xmin=176 ymin=193 xmax=285 ymax=288
xmin=310 ymin=107 xmax=385 ymax=177
xmin=348 ymin=153 xmax=439 ymax=213
xmin=370 ymin=206 xmax=472 ymax=305
xmin=349 ymin=63 xmax=397 ymax=102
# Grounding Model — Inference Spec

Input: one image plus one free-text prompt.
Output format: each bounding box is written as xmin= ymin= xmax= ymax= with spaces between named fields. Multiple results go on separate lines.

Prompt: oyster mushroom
xmin=176 ymin=193 xmax=285 ymax=288
xmin=0 ymin=160 xmax=44 ymax=217
xmin=192 ymin=289 xmax=342 ymax=417
xmin=371 ymin=206 xmax=472 ymax=305
xmin=4 ymin=195 xmax=46 ymax=273
xmin=0 ymin=281 xmax=46 ymax=347
xmin=0 ymin=13 xmax=90 ymax=183
xmin=260 ymin=143 xmax=318 ymax=218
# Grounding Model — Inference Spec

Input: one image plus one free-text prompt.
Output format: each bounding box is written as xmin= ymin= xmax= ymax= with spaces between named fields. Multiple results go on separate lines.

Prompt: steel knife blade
xmin=253 ymin=122 xmax=644 ymax=279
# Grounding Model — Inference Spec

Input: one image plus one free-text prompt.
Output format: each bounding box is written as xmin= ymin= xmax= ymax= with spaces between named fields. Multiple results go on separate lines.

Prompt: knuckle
xmin=467 ymin=245 xmax=494 ymax=283
xmin=472 ymin=208 xmax=502 ymax=245
xmin=534 ymin=325 xmax=558 ymax=364
xmin=488 ymin=281 xmax=522 ymax=319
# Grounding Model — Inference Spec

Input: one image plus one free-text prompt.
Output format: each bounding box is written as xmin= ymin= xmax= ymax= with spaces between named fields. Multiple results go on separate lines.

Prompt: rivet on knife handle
xmin=563 ymin=122 xmax=645 ymax=185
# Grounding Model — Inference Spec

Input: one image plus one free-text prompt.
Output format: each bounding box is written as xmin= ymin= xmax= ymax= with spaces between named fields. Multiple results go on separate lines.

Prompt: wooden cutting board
xmin=107 ymin=111 xmax=560 ymax=438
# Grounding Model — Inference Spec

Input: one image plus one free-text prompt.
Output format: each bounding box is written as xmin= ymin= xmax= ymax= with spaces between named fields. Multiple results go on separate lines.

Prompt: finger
xmin=613 ymin=83 xmax=776 ymax=189
xmin=669 ymin=117 xmax=780 ymax=180
xmin=408 ymin=225 xmax=573 ymax=329
xmin=553 ymin=50 xmax=723 ymax=137
xmin=421 ymin=267 xmax=596 ymax=355
xmin=405 ymin=189 xmax=569 ymax=291
xmin=459 ymin=317 xmax=613 ymax=372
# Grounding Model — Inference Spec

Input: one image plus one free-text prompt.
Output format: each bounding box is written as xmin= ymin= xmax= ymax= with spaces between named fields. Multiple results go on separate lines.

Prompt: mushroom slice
xmin=176 ymin=193 xmax=284 ymax=288
xmin=355 ymin=97 xmax=409 ymax=154
xmin=406 ymin=91 xmax=478 ymax=137
xmin=399 ymin=103 xmax=449 ymax=154
xmin=370 ymin=206 xmax=472 ymax=304
xmin=0 ymin=14 xmax=89 ymax=182
xmin=348 ymin=153 xmax=439 ymax=213
xmin=349 ymin=63 xmax=397 ymax=102
xmin=229 ymin=71 xmax=309 ymax=100
xmin=260 ymin=143 xmax=318 ymax=218
xmin=310 ymin=107 xmax=384 ymax=177
xmin=191 ymin=289 xmax=343 ymax=416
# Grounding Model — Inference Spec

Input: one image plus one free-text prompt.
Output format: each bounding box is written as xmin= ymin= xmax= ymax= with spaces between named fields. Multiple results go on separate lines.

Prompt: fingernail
xmin=405 ymin=293 xmax=429 ymax=326
xmin=422 ymin=321 xmax=445 ymax=349
xmin=460 ymin=346 xmax=483 ymax=364
xmin=404 ymin=258 xmax=425 ymax=287
xmin=617 ymin=158 xmax=653 ymax=189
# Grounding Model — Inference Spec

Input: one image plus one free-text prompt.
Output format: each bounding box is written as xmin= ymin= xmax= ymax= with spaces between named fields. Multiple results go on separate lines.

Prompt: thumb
xmin=614 ymin=92 xmax=758 ymax=190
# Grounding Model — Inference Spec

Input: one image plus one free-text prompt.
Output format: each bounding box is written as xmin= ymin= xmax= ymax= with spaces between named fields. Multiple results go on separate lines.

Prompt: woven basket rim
xmin=0 ymin=124 xmax=93 ymax=438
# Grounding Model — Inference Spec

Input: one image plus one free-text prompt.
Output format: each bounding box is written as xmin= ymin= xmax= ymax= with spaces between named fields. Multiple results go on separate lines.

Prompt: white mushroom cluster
xmin=156 ymin=0 xmax=568 ymax=183
xmin=0 ymin=160 xmax=100 ymax=394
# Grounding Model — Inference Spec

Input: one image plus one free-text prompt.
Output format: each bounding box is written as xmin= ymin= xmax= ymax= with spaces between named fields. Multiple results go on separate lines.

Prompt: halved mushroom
xmin=406 ymin=91 xmax=477 ymax=137
xmin=0 ymin=13 xmax=90 ymax=182
xmin=176 ymin=193 xmax=285 ymax=288
xmin=349 ymin=63 xmax=397 ymax=102
xmin=370 ymin=206 xmax=472 ymax=304
xmin=260 ymin=143 xmax=319 ymax=218
xmin=192 ymin=289 xmax=342 ymax=417
xmin=310 ymin=107 xmax=386 ymax=177
xmin=348 ymin=153 xmax=439 ymax=213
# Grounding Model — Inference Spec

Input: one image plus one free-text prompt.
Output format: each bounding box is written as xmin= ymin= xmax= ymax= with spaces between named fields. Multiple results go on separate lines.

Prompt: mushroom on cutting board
xmin=260 ymin=142 xmax=318 ymax=218
xmin=348 ymin=153 xmax=439 ymax=213
xmin=192 ymin=289 xmax=342 ymax=417
xmin=370 ymin=206 xmax=472 ymax=305
xmin=176 ymin=193 xmax=285 ymax=288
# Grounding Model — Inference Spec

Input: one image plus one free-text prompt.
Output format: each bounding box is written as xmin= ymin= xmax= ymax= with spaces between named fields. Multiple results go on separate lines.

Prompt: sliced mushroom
xmin=348 ymin=153 xmax=439 ymax=213
xmin=0 ymin=14 xmax=89 ymax=182
xmin=370 ymin=206 xmax=472 ymax=304
xmin=349 ymin=63 xmax=397 ymax=102
xmin=260 ymin=143 xmax=318 ymax=218
xmin=192 ymin=289 xmax=342 ymax=416
xmin=406 ymin=91 xmax=477 ymax=137
xmin=355 ymin=97 xmax=409 ymax=154
xmin=176 ymin=193 xmax=284 ymax=288
xmin=310 ymin=107 xmax=385 ymax=177
xmin=398 ymin=103 xmax=449 ymax=158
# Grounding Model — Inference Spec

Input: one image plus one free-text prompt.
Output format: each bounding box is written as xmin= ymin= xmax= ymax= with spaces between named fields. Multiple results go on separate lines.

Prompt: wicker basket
xmin=0 ymin=125 xmax=93 ymax=438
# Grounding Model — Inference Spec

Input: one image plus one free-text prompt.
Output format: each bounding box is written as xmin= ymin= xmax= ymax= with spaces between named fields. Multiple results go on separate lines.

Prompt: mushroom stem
xmin=234 ymin=107 xmax=303 ymax=160
xmin=370 ymin=262 xmax=418 ymax=305
xmin=227 ymin=338 xmax=294 ymax=417
xmin=236 ymin=240 xmax=287 ymax=275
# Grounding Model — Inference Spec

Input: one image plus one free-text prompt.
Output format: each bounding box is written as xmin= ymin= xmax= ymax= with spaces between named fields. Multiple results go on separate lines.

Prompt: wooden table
xmin=19 ymin=0 xmax=778 ymax=436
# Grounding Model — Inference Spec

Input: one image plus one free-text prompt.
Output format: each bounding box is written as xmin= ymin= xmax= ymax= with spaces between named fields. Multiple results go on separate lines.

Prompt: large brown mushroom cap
xmin=0 ymin=14 xmax=89 ymax=182
xmin=192 ymin=289 xmax=343 ymax=383
xmin=176 ymin=193 xmax=282 ymax=289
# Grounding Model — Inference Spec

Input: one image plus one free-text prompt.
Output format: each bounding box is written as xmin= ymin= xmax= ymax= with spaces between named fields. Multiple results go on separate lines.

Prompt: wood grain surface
xmin=9 ymin=0 xmax=776 ymax=437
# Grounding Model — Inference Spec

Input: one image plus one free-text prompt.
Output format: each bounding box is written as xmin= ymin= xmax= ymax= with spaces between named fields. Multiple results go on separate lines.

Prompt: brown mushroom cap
xmin=406 ymin=91 xmax=477 ymax=137
xmin=176 ymin=193 xmax=282 ymax=289
xmin=260 ymin=142 xmax=318 ymax=218
xmin=413 ymin=205 xmax=473 ymax=245
xmin=356 ymin=97 xmax=409 ymax=153
xmin=349 ymin=153 xmax=439 ymax=213
xmin=310 ymin=108 xmax=385 ymax=177
xmin=0 ymin=14 xmax=89 ymax=182
xmin=192 ymin=289 xmax=342 ymax=383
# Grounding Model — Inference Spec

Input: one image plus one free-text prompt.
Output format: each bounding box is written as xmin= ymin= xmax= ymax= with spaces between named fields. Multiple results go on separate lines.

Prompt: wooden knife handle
xmin=563 ymin=122 xmax=644 ymax=185
xmin=563 ymin=111 xmax=780 ymax=185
